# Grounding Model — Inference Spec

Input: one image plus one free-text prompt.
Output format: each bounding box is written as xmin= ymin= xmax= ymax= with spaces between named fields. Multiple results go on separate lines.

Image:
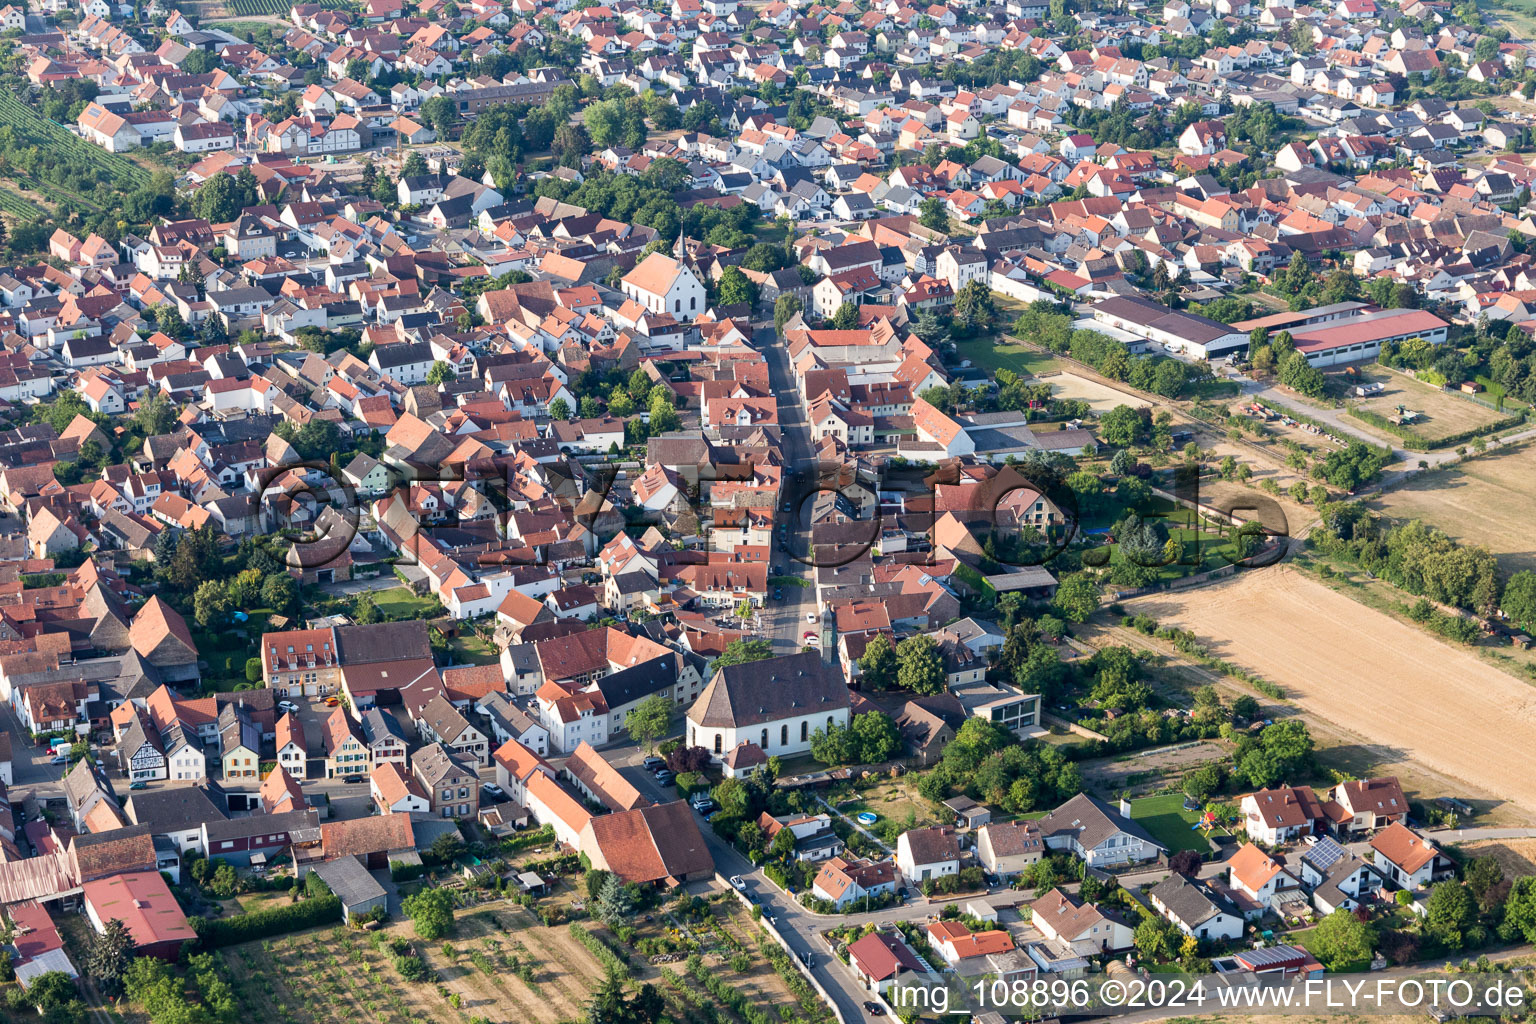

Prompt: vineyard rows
xmin=226 ymin=0 xmax=349 ymax=14
xmin=0 ymin=191 xmax=43 ymax=219
xmin=0 ymin=92 xmax=151 ymax=190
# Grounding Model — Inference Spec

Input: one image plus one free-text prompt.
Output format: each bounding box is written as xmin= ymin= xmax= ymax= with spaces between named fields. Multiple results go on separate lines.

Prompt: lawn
xmin=953 ymin=335 xmax=1062 ymax=377
xmin=371 ymin=586 xmax=444 ymax=619
xmin=1129 ymin=793 xmax=1210 ymax=854
xmin=447 ymin=630 xmax=500 ymax=666
xmin=1479 ymin=0 xmax=1536 ymax=38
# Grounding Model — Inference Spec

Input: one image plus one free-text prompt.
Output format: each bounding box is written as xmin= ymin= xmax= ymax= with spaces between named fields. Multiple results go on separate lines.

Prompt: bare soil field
xmin=1040 ymin=370 xmax=1151 ymax=414
xmin=1126 ymin=566 xmax=1536 ymax=819
xmin=1370 ymin=442 xmax=1536 ymax=573
xmin=1349 ymin=367 xmax=1506 ymax=442
xmin=1456 ymin=839 xmax=1536 ymax=876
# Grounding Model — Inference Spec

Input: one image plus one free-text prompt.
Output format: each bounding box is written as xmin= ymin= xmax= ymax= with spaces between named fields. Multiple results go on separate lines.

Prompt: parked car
xmin=774 ymin=589 xmax=783 ymax=601
xmin=482 ymin=783 xmax=507 ymax=802
xmin=129 ymin=781 xmax=148 ymax=790
xmin=642 ymin=756 xmax=666 ymax=771
xmin=807 ymin=613 xmax=817 ymax=622
xmin=278 ymin=701 xmax=300 ymax=714
xmin=730 ymin=876 xmax=746 ymax=890
xmin=803 ymin=631 xmax=817 ymax=640
xmin=325 ymin=697 xmax=341 ymax=707
xmin=864 ymin=1003 xmax=885 ymax=1017
xmin=49 ymin=755 xmax=67 ymax=766
xmin=342 ymin=774 xmax=365 ymax=784
xmin=654 ymin=770 xmax=676 ymax=786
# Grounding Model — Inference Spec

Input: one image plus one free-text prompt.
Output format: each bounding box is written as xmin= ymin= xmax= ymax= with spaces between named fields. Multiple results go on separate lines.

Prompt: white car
xmin=730 ymin=876 xmax=746 ymax=890
xmin=278 ymin=701 xmax=300 ymax=714
xmin=807 ymin=613 xmax=817 ymax=623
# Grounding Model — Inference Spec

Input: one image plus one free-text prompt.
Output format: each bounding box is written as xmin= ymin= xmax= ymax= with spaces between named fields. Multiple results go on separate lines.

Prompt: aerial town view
xmin=6 ymin=0 xmax=1536 ymax=1018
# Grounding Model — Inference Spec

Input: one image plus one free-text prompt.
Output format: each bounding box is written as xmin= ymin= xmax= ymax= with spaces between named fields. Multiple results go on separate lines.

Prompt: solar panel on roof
xmin=1303 ymin=837 xmax=1348 ymax=872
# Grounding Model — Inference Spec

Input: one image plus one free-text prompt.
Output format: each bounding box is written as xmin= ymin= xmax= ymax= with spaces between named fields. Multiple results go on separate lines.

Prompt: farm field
xmin=1126 ymin=567 xmax=1536 ymax=819
xmin=195 ymin=897 xmax=807 ymax=1024
xmin=1039 ymin=370 xmax=1151 ymax=414
xmin=0 ymin=92 xmax=150 ymax=213
xmin=1369 ymin=441 xmax=1536 ymax=573
xmin=1347 ymin=367 xmax=1506 ymax=442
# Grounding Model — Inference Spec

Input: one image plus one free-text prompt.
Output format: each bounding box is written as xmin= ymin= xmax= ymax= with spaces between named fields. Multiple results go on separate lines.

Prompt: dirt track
xmin=1127 ymin=567 xmax=1536 ymax=816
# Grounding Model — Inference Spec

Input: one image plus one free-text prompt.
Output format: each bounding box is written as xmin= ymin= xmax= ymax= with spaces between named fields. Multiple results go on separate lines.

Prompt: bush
xmin=191 ymin=894 xmax=341 ymax=948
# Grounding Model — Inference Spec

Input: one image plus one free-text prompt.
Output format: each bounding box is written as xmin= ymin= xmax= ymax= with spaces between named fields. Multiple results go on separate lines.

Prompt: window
xmin=714 ymin=733 xmax=722 ymax=754
xmin=801 ymin=721 xmax=809 ymax=742
xmin=761 ymin=728 xmax=769 ymax=749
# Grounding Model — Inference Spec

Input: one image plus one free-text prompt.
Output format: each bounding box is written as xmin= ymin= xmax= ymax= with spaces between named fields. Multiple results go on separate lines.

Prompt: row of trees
xmin=1011 ymin=304 xmax=1201 ymax=399
xmin=1311 ymin=509 xmax=1502 ymax=615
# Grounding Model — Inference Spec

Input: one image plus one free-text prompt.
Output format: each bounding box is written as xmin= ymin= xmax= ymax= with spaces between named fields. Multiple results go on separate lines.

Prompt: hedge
xmin=191 ymin=894 xmax=342 ymax=948
xmin=1345 ymin=406 xmax=1527 ymax=451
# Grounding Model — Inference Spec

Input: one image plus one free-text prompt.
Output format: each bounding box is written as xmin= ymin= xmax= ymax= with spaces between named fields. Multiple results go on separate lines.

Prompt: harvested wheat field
xmin=1127 ymin=566 xmax=1536 ymax=813
xmin=1455 ymin=839 xmax=1536 ymax=876
xmin=1371 ymin=441 xmax=1536 ymax=572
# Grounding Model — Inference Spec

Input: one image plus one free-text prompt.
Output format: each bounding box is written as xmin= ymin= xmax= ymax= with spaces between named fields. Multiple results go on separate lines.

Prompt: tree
xmin=1054 ymin=573 xmax=1100 ymax=623
xmin=82 ymin=919 xmax=134 ymax=996
xmin=624 ymin=695 xmax=672 ymax=752
xmin=135 ymin=388 xmax=178 ymax=437
xmin=831 ymin=301 xmax=860 ymax=330
xmin=1099 ymin=404 xmax=1145 ymax=447
xmin=549 ymin=397 xmax=571 ymax=421
xmin=402 ymin=887 xmax=455 ymax=940
xmin=1235 ymin=720 xmax=1313 ymax=788
xmin=193 ymin=579 xmax=230 ymax=628
xmin=353 ymin=593 xmax=381 ymax=624
xmin=1308 ymin=909 xmax=1375 ymax=970
xmin=595 ymin=872 xmax=634 ymax=924
xmin=1502 ymin=570 xmax=1536 ymax=628
xmin=1134 ymin=917 xmax=1174 ymax=962
xmin=773 ymin=295 xmax=803 ymax=333
xmin=1231 ymin=694 xmax=1261 ymax=720
xmin=951 ymin=281 xmax=996 ymax=336
xmin=858 ymin=633 xmax=898 ymax=690
xmin=895 ymin=634 xmax=945 ymax=695
xmin=1426 ymin=882 xmax=1476 ymax=946
xmin=715 ymin=638 xmax=774 ymax=667
xmin=1279 ymin=350 xmax=1327 ymax=398
xmin=648 ymin=392 xmax=681 ymax=434
xmin=849 ymin=711 xmax=902 ymax=763
xmin=717 ymin=266 xmax=757 ymax=307
xmin=918 ymin=196 xmax=950 ymax=232
xmin=260 ymin=573 xmax=297 ymax=614
xmin=426 ymin=361 xmax=456 ymax=385
xmin=1168 ymin=849 xmax=1202 ymax=876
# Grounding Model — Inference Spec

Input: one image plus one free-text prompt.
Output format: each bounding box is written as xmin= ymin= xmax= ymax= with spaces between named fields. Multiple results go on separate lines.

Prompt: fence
xmin=1042 ymin=713 xmax=1108 ymax=742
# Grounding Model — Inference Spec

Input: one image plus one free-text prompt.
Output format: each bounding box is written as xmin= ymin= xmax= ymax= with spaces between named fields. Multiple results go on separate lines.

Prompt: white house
xmin=1030 ymin=888 xmax=1136 ymax=956
xmin=1037 ymin=794 xmax=1164 ymax=868
xmin=686 ymin=651 xmax=849 ymax=761
xmin=1149 ymin=873 xmax=1245 ymax=942
xmin=620 ymin=252 xmax=706 ymax=321
xmin=1227 ymin=842 xmax=1303 ymax=909
xmin=1240 ymin=785 xmax=1323 ymax=845
xmin=1370 ymin=823 xmax=1452 ymax=891
xmin=976 ymin=820 xmax=1044 ymax=876
xmin=895 ymin=826 xmax=960 ymax=884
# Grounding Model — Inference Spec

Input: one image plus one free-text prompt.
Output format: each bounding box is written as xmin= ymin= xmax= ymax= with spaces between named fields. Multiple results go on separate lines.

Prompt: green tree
xmin=624 ymin=695 xmax=672 ymax=752
xmin=261 ymin=573 xmax=297 ymax=614
xmin=849 ymin=711 xmax=902 ymax=763
xmin=426 ymin=361 xmax=456 ymax=385
xmin=1134 ymin=917 xmax=1174 ymax=962
xmin=918 ymin=196 xmax=950 ymax=232
xmin=1502 ymin=570 xmax=1536 ymax=628
xmin=858 ymin=633 xmax=898 ymax=690
xmin=831 ymin=301 xmax=860 ymax=330
xmin=595 ymin=872 xmax=633 ymax=924
xmin=1308 ymin=909 xmax=1375 ymax=970
xmin=402 ymin=887 xmax=456 ymax=940
xmin=714 ymin=638 xmax=774 ymax=667
xmin=549 ymin=397 xmax=571 ymax=421
xmin=353 ymin=593 xmax=381 ymax=624
xmin=193 ymin=580 xmax=230 ymax=628
xmin=82 ymin=918 xmax=135 ymax=996
xmin=134 ymin=388 xmax=178 ymax=436
xmin=1235 ymin=720 xmax=1313 ymax=788
xmin=1098 ymin=404 xmax=1145 ymax=447
xmin=1053 ymin=573 xmax=1101 ymax=623
xmin=648 ymin=392 xmax=681 ymax=434
xmin=895 ymin=634 xmax=945 ymax=695
xmin=1279 ymin=350 xmax=1327 ymax=397
xmin=1426 ymin=882 xmax=1476 ymax=945
xmin=717 ymin=266 xmax=757 ymax=307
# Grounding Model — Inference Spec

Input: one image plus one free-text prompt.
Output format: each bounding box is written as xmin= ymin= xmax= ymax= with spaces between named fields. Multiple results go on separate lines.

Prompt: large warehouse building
xmin=1088 ymin=296 xmax=1250 ymax=360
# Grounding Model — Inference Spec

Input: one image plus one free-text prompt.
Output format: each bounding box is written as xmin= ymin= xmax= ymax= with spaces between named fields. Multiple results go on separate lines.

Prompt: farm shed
xmin=310 ymin=855 xmax=387 ymax=923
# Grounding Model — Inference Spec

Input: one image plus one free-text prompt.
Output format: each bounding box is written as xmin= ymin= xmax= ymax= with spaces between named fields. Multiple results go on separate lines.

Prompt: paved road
xmin=755 ymin=324 xmax=823 ymax=655
xmin=1428 ymin=826 xmax=1536 ymax=842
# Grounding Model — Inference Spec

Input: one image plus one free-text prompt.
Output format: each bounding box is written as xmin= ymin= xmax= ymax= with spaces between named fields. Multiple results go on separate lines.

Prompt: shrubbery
xmin=191 ymin=894 xmax=341 ymax=948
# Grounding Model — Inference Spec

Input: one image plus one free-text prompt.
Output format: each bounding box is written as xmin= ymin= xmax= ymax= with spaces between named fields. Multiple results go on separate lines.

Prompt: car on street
xmin=642 ymin=756 xmax=666 ymax=771
xmin=325 ymin=697 xmax=341 ymax=707
xmin=774 ymin=589 xmax=783 ymax=601
xmin=864 ymin=1003 xmax=885 ymax=1017
xmin=803 ymin=631 xmax=817 ymax=640
xmin=482 ymin=783 xmax=507 ymax=802
xmin=278 ymin=701 xmax=300 ymax=714
xmin=129 ymin=781 xmax=148 ymax=790
xmin=49 ymin=755 xmax=68 ymax=766
xmin=798 ymin=951 xmax=814 ymax=968
xmin=654 ymin=770 xmax=675 ymax=786
xmin=730 ymin=876 xmax=746 ymax=890
xmin=342 ymin=774 xmax=365 ymax=784
xmin=807 ymin=613 xmax=817 ymax=622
